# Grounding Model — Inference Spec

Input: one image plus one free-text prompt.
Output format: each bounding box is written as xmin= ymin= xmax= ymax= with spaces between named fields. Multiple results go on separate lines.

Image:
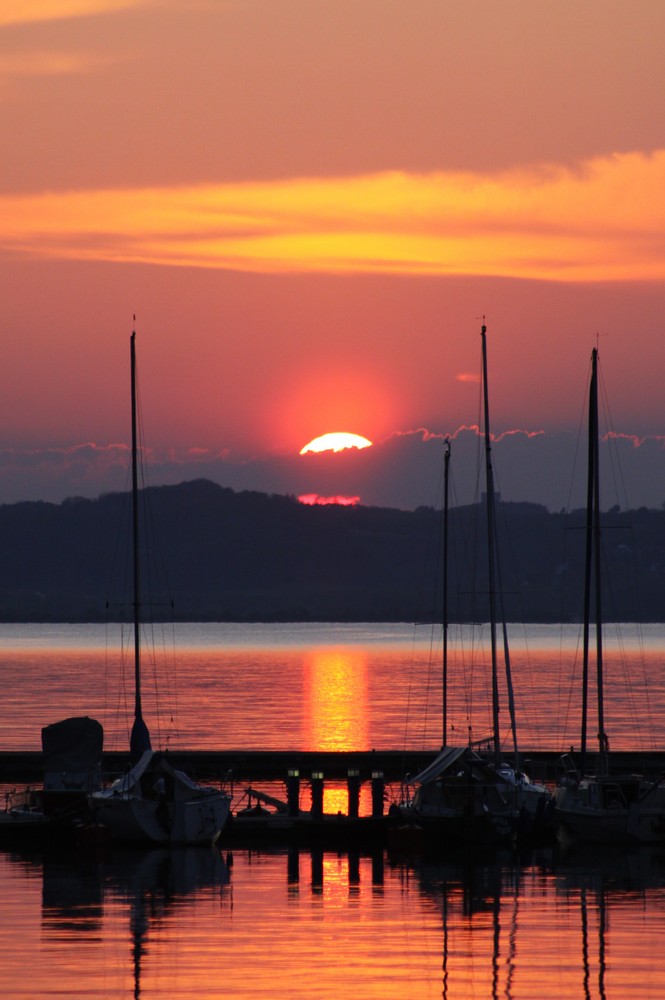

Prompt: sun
xmin=300 ymin=432 xmax=373 ymax=455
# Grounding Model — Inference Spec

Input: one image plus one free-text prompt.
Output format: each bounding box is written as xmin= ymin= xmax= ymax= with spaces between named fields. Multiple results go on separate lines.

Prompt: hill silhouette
xmin=1 ymin=479 xmax=663 ymax=623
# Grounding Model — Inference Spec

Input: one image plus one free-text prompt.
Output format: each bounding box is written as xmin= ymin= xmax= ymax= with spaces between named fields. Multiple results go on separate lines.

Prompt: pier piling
xmin=347 ymin=768 xmax=360 ymax=819
xmin=371 ymin=770 xmax=385 ymax=818
xmin=310 ymin=771 xmax=324 ymax=820
xmin=287 ymin=769 xmax=300 ymax=817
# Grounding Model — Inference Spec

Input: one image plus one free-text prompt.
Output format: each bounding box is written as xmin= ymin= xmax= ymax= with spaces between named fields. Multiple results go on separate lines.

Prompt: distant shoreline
xmin=2 ymin=480 xmax=664 ymax=623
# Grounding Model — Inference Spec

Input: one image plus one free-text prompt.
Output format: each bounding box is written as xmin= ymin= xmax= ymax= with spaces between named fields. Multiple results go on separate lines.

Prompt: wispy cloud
xmin=606 ymin=431 xmax=665 ymax=449
xmin=1 ymin=151 xmax=665 ymax=281
xmin=386 ymin=425 xmax=546 ymax=446
xmin=0 ymin=49 xmax=118 ymax=76
xmin=0 ymin=0 xmax=143 ymax=27
xmin=2 ymin=429 xmax=665 ymax=511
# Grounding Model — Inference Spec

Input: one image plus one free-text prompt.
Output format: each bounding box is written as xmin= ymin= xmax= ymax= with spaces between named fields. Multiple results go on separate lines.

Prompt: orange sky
xmin=1 ymin=1 xmax=665 ymax=507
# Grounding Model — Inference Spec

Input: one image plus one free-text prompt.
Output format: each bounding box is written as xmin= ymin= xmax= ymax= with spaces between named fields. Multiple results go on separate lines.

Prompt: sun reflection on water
xmin=304 ymin=647 xmax=368 ymax=752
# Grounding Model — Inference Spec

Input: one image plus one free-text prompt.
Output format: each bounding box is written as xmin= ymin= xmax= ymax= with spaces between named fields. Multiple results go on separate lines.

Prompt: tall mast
xmin=442 ymin=437 xmax=450 ymax=749
xmin=130 ymin=328 xmax=151 ymax=759
xmin=580 ymin=347 xmax=604 ymax=776
xmin=580 ymin=354 xmax=593 ymax=772
xmin=591 ymin=348 xmax=606 ymax=774
xmin=480 ymin=324 xmax=501 ymax=767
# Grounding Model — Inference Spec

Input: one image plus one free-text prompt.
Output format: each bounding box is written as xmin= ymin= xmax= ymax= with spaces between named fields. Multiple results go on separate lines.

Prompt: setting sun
xmin=300 ymin=432 xmax=373 ymax=455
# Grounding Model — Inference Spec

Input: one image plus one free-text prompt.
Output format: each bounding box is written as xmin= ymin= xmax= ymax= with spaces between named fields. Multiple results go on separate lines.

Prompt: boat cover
xmin=406 ymin=746 xmax=470 ymax=785
xmin=42 ymin=716 xmax=103 ymax=773
xmin=100 ymin=750 xmax=213 ymax=800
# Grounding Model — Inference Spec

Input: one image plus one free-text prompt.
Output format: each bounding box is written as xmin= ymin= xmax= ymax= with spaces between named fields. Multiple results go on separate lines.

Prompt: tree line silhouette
xmin=2 ymin=478 xmax=664 ymax=623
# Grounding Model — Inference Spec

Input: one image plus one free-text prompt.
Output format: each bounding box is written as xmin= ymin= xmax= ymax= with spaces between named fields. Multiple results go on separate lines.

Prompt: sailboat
xmin=397 ymin=324 xmax=552 ymax=846
xmin=90 ymin=330 xmax=231 ymax=846
xmin=554 ymin=349 xmax=665 ymax=845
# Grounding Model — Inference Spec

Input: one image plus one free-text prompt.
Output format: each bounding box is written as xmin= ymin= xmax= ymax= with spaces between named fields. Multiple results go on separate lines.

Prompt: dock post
xmin=287 ymin=769 xmax=300 ymax=817
xmin=371 ymin=770 xmax=384 ymax=818
xmin=311 ymin=771 xmax=324 ymax=820
xmin=349 ymin=850 xmax=360 ymax=888
xmin=311 ymin=847 xmax=323 ymax=891
xmin=287 ymin=846 xmax=300 ymax=887
xmin=372 ymin=849 xmax=384 ymax=887
xmin=347 ymin=768 xmax=360 ymax=819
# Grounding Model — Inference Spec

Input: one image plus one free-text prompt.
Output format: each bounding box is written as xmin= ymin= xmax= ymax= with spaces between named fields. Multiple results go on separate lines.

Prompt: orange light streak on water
xmin=304 ymin=647 xmax=369 ymax=752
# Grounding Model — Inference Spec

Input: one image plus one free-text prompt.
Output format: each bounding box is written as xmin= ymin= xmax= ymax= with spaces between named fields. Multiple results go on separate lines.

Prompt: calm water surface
xmin=1 ymin=843 xmax=664 ymax=999
xmin=1 ymin=623 xmax=665 ymax=998
xmin=0 ymin=622 xmax=664 ymax=753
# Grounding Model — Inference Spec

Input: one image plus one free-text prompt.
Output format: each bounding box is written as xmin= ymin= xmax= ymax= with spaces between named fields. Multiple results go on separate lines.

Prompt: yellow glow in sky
xmin=1 ymin=151 xmax=665 ymax=282
xmin=0 ymin=0 xmax=141 ymax=27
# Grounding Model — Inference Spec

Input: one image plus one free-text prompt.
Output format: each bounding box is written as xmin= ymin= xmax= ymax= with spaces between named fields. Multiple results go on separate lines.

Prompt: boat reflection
xmin=396 ymin=845 xmax=665 ymax=1000
xmin=36 ymin=847 xmax=230 ymax=999
xmin=554 ymin=846 xmax=665 ymax=1000
xmin=580 ymin=885 xmax=607 ymax=1000
xmin=2 ymin=843 xmax=665 ymax=998
xmin=41 ymin=853 xmax=103 ymax=934
xmin=400 ymin=851 xmax=518 ymax=1000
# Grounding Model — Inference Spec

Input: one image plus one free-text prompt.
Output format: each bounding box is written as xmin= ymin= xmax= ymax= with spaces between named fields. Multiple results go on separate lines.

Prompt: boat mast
xmin=591 ymin=348 xmax=606 ymax=774
xmin=580 ymin=356 xmax=593 ymax=772
xmin=442 ymin=437 xmax=450 ymax=749
xmin=580 ymin=347 xmax=605 ymax=776
xmin=130 ymin=328 xmax=151 ymax=759
xmin=480 ymin=324 xmax=501 ymax=767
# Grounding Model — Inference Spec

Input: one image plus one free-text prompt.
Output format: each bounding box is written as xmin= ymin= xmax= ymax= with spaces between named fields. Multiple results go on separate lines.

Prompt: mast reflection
xmin=2 ymin=840 xmax=664 ymax=999
xmin=39 ymin=847 xmax=230 ymax=999
xmin=395 ymin=845 xmax=665 ymax=1000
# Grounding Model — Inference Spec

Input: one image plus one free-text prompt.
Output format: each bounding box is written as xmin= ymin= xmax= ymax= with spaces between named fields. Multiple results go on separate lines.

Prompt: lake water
xmin=2 ymin=841 xmax=665 ymax=998
xmin=1 ymin=622 xmax=665 ymax=998
xmin=1 ymin=621 xmax=665 ymax=754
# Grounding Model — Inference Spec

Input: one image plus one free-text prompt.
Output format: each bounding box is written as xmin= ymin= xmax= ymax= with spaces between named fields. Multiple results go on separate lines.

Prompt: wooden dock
xmin=2 ymin=749 xmax=665 ymax=784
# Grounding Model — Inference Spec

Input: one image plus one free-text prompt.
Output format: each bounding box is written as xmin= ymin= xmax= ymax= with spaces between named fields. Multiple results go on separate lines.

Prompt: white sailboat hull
xmin=92 ymin=791 xmax=230 ymax=846
xmin=90 ymin=751 xmax=231 ymax=846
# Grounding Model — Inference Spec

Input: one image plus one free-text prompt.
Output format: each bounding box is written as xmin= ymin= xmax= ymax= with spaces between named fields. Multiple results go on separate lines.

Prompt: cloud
xmin=0 ymin=50 xmax=118 ymax=77
xmin=1 ymin=152 xmax=665 ymax=281
xmin=2 ymin=427 xmax=665 ymax=513
xmin=0 ymin=0 xmax=143 ymax=27
xmin=606 ymin=431 xmax=665 ymax=449
xmin=393 ymin=425 xmax=546 ymax=446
